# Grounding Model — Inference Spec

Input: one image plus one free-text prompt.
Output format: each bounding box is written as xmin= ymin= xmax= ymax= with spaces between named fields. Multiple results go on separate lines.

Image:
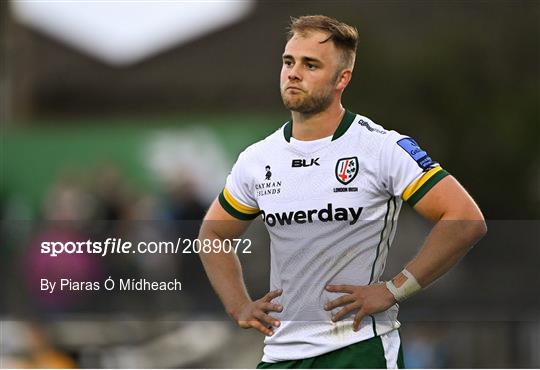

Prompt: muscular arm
xmin=326 ymin=175 xmax=487 ymax=330
xmin=198 ymin=199 xmax=282 ymax=336
xmin=394 ymin=175 xmax=487 ymax=288
xmin=198 ymin=198 xmax=253 ymax=318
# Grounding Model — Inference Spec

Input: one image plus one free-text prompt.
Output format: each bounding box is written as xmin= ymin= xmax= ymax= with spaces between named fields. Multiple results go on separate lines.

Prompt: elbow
xmin=472 ymin=206 xmax=488 ymax=240
xmin=443 ymin=212 xmax=487 ymax=248
xmin=478 ymin=219 xmax=488 ymax=238
xmin=467 ymin=218 xmax=487 ymax=247
xmin=476 ymin=219 xmax=487 ymax=240
xmin=447 ymin=206 xmax=487 ymax=246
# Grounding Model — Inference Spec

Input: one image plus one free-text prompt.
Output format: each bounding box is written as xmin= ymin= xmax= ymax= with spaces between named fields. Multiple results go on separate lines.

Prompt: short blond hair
xmin=287 ymin=15 xmax=358 ymax=70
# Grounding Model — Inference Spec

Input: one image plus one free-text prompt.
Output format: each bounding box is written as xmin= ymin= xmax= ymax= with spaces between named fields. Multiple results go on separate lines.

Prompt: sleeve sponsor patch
xmin=397 ymin=137 xmax=436 ymax=171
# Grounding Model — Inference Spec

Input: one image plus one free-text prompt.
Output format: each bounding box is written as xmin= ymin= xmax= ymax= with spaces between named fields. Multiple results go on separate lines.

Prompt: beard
xmin=281 ymin=82 xmax=334 ymax=114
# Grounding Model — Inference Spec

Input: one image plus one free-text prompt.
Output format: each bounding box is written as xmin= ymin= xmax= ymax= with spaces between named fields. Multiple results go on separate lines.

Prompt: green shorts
xmin=257 ymin=331 xmax=405 ymax=369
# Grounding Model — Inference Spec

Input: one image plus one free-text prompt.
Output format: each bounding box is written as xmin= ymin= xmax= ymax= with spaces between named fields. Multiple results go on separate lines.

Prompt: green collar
xmin=283 ymin=110 xmax=356 ymax=143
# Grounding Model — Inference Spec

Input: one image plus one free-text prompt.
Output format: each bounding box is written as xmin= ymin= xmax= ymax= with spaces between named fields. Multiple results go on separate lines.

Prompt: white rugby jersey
xmin=219 ymin=110 xmax=448 ymax=363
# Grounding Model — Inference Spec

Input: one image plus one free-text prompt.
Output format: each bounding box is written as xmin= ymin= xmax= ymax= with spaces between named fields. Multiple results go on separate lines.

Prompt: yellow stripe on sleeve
xmin=402 ymin=166 xmax=443 ymax=201
xmin=222 ymin=188 xmax=260 ymax=215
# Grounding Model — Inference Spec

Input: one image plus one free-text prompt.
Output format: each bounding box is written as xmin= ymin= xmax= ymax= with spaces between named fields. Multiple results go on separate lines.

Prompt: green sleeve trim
xmin=407 ymin=169 xmax=450 ymax=207
xmin=218 ymin=191 xmax=260 ymax=220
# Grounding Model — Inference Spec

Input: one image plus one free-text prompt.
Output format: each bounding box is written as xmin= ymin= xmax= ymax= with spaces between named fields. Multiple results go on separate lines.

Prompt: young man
xmin=198 ymin=15 xmax=486 ymax=368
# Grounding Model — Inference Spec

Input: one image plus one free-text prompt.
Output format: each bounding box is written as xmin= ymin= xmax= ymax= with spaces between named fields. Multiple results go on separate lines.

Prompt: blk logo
xmin=292 ymin=158 xmax=320 ymax=167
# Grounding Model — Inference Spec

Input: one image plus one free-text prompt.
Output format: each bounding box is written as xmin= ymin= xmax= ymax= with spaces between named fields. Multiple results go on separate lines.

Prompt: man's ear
xmin=336 ymin=69 xmax=353 ymax=91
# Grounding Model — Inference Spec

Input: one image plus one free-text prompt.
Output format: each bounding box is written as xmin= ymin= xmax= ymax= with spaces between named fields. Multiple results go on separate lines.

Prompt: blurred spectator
xmin=92 ymin=163 xmax=132 ymax=220
xmin=404 ymin=327 xmax=449 ymax=368
xmin=24 ymin=170 xmax=105 ymax=312
xmin=26 ymin=323 xmax=77 ymax=368
xmin=41 ymin=168 xmax=97 ymax=222
xmin=163 ymin=176 xmax=206 ymax=221
xmin=0 ymin=322 xmax=77 ymax=368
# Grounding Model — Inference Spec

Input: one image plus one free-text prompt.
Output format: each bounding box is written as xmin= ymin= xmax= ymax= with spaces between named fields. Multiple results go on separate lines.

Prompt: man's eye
xmin=284 ymin=60 xmax=293 ymax=66
xmin=307 ymin=64 xmax=317 ymax=70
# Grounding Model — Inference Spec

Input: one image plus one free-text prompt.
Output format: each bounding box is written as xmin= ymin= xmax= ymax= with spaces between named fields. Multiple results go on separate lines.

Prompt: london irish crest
xmin=335 ymin=157 xmax=359 ymax=185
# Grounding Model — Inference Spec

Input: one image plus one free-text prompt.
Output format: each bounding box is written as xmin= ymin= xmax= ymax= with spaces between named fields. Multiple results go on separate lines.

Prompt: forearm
xmin=395 ymin=219 xmax=486 ymax=288
xmin=198 ymin=227 xmax=252 ymax=319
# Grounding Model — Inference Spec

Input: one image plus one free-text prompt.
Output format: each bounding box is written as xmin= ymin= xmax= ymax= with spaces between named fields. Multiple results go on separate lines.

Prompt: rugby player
xmin=198 ymin=15 xmax=487 ymax=368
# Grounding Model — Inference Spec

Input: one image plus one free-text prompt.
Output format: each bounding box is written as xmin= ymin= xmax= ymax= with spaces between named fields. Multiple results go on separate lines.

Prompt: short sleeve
xmin=218 ymin=151 xmax=261 ymax=220
xmin=380 ymin=133 xmax=450 ymax=207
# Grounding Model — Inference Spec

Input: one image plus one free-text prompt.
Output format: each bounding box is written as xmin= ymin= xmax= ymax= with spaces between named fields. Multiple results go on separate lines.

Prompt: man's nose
xmin=288 ymin=65 xmax=302 ymax=81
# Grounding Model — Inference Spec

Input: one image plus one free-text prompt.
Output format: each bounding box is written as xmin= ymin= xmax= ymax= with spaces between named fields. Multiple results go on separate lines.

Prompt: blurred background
xmin=1 ymin=0 xmax=539 ymax=368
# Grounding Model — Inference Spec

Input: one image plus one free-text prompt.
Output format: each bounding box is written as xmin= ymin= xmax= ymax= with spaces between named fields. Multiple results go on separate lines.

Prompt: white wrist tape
xmin=385 ymin=269 xmax=422 ymax=302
